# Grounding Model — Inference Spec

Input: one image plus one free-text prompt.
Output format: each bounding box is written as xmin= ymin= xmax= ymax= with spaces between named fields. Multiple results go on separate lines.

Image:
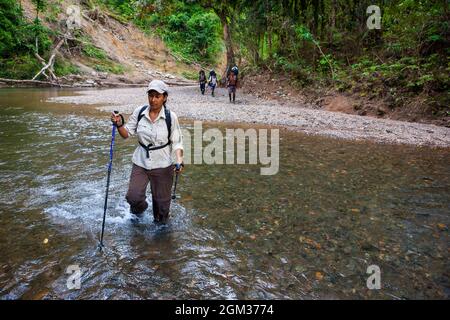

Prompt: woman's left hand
xmin=174 ymin=163 xmax=184 ymax=173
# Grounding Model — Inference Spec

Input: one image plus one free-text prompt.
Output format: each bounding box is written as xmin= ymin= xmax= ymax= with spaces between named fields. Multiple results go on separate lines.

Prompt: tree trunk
xmin=329 ymin=0 xmax=336 ymax=43
xmin=260 ymin=33 xmax=264 ymax=62
xmin=268 ymin=31 xmax=272 ymax=58
xmin=253 ymin=36 xmax=260 ymax=65
xmin=312 ymin=0 xmax=319 ymax=35
xmin=266 ymin=0 xmax=272 ymax=58
xmin=219 ymin=11 xmax=234 ymax=84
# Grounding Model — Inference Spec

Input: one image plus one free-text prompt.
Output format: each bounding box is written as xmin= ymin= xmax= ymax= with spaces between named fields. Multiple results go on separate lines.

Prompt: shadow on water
xmin=0 ymin=88 xmax=449 ymax=300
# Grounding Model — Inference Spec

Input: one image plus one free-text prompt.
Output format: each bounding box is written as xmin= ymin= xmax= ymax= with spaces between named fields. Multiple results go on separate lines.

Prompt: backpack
xmin=228 ymin=73 xmax=237 ymax=86
xmin=231 ymin=66 xmax=238 ymax=76
xmin=136 ymin=105 xmax=172 ymax=159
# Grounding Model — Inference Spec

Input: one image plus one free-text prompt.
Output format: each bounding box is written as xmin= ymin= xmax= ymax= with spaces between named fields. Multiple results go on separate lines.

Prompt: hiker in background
xmin=110 ymin=80 xmax=184 ymax=224
xmin=227 ymin=70 xmax=237 ymax=103
xmin=198 ymin=70 xmax=206 ymax=95
xmin=208 ymin=69 xmax=217 ymax=97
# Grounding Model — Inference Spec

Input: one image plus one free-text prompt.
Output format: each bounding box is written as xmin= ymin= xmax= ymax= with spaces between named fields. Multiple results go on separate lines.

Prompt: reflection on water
xmin=0 ymin=88 xmax=448 ymax=300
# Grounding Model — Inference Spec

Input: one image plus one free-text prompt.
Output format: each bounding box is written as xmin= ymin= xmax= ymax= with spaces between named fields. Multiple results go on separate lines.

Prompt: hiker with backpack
xmin=227 ymin=70 xmax=238 ymax=103
xmin=208 ymin=69 xmax=217 ymax=97
xmin=199 ymin=70 xmax=207 ymax=95
xmin=110 ymin=80 xmax=184 ymax=224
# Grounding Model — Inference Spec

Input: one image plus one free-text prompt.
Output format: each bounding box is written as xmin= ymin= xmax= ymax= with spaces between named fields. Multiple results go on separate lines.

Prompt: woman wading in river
xmin=111 ymin=80 xmax=184 ymax=224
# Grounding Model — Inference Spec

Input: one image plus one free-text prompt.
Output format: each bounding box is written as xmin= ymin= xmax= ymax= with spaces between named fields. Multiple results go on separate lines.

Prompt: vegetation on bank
xmin=0 ymin=0 xmax=126 ymax=80
xmin=96 ymin=0 xmax=223 ymax=65
xmin=80 ymin=0 xmax=450 ymax=118
xmin=0 ymin=0 xmax=52 ymax=78
xmin=232 ymin=0 xmax=449 ymax=117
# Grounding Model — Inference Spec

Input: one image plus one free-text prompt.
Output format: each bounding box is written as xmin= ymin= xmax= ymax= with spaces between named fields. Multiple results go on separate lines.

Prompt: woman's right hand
xmin=110 ymin=112 xmax=124 ymax=127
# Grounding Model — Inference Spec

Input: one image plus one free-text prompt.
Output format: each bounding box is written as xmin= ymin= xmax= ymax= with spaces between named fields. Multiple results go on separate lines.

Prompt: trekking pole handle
xmin=112 ymin=111 xmax=125 ymax=128
xmin=175 ymin=162 xmax=184 ymax=172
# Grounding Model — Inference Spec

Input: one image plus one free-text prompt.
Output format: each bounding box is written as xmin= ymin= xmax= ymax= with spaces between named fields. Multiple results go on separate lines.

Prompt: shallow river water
xmin=0 ymin=88 xmax=448 ymax=299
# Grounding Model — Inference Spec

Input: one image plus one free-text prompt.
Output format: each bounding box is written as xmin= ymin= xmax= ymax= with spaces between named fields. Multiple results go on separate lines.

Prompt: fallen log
xmin=0 ymin=78 xmax=72 ymax=87
xmin=0 ymin=78 xmax=196 ymax=89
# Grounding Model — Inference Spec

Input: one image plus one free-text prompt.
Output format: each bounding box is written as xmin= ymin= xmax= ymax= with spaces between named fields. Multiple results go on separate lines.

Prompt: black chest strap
xmin=137 ymin=105 xmax=172 ymax=158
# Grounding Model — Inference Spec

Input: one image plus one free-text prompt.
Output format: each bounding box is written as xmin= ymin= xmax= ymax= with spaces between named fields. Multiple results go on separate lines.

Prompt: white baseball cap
xmin=147 ymin=79 xmax=169 ymax=94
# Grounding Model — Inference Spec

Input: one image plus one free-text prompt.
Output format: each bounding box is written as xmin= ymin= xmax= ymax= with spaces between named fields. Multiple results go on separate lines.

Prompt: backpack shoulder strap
xmin=164 ymin=106 xmax=172 ymax=143
xmin=137 ymin=105 xmax=148 ymax=126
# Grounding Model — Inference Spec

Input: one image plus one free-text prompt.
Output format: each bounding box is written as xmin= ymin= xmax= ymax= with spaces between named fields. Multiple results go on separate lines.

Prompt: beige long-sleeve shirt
xmin=124 ymin=105 xmax=183 ymax=170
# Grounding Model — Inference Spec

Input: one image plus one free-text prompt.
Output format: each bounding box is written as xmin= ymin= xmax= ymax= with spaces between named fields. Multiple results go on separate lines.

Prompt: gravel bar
xmin=49 ymin=86 xmax=450 ymax=148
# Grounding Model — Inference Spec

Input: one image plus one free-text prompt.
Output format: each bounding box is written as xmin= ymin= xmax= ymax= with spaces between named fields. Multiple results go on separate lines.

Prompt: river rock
xmin=98 ymin=72 xmax=108 ymax=79
xmin=377 ymin=106 xmax=387 ymax=116
xmin=82 ymin=80 xmax=96 ymax=87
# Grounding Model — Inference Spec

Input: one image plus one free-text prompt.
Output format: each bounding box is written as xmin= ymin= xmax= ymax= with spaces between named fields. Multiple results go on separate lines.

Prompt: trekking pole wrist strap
xmin=116 ymin=114 xmax=125 ymax=128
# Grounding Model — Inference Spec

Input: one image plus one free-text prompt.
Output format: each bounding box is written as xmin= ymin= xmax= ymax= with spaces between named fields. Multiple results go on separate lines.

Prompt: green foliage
xmin=31 ymin=19 xmax=53 ymax=53
xmin=0 ymin=0 xmax=53 ymax=78
xmin=181 ymin=70 xmax=199 ymax=80
xmin=97 ymin=0 xmax=223 ymax=65
xmin=1 ymin=0 xmax=447 ymax=117
xmin=44 ymin=0 xmax=63 ymax=23
xmin=273 ymin=53 xmax=314 ymax=86
xmin=353 ymin=56 xmax=435 ymax=88
xmin=382 ymin=0 xmax=448 ymax=57
xmin=75 ymin=31 xmax=126 ymax=74
xmin=0 ymin=54 xmax=42 ymax=79
xmin=54 ymin=59 xmax=80 ymax=76
xmin=93 ymin=62 xmax=126 ymax=74
xmin=31 ymin=0 xmax=48 ymax=18
xmin=0 ymin=0 xmax=26 ymax=57
xmin=82 ymin=43 xmax=108 ymax=60
xmin=295 ymin=25 xmax=314 ymax=42
xmin=161 ymin=8 xmax=222 ymax=63
xmin=101 ymin=0 xmax=135 ymax=19
xmin=232 ymin=0 xmax=448 ymax=113
xmin=0 ymin=0 xmax=51 ymax=57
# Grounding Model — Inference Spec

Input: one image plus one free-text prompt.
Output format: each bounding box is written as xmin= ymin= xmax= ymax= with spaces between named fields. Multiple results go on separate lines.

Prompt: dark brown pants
xmin=126 ymin=163 xmax=174 ymax=222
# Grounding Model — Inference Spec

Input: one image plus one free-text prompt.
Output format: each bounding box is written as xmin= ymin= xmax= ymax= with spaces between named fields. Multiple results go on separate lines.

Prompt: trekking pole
xmin=99 ymin=111 xmax=119 ymax=250
xmin=171 ymin=172 xmax=179 ymax=200
xmin=171 ymin=164 xmax=183 ymax=200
